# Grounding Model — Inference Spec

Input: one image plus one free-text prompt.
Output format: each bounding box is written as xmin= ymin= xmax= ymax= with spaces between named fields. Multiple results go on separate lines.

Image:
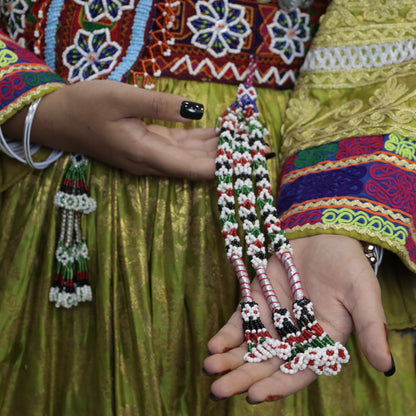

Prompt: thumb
xmin=346 ymin=260 xmax=395 ymax=375
xmin=114 ymin=82 xmax=205 ymax=122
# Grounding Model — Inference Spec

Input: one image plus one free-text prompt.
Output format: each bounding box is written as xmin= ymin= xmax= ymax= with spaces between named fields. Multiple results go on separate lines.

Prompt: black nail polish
xmin=265 ymin=152 xmax=276 ymax=160
xmin=209 ymin=392 xmax=226 ymax=402
xmin=246 ymin=397 xmax=263 ymax=405
xmin=384 ymin=353 xmax=396 ymax=377
xmin=180 ymin=101 xmax=204 ymax=120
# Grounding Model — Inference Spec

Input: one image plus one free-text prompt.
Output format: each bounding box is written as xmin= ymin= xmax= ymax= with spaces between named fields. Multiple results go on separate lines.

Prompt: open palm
xmin=204 ymin=234 xmax=393 ymax=403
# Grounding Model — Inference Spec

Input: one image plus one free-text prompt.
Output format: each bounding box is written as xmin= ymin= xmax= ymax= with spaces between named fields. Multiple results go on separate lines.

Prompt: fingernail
xmin=384 ymin=353 xmax=396 ymax=377
xmin=209 ymin=392 xmax=226 ymax=402
xmin=202 ymin=367 xmax=215 ymax=376
xmin=180 ymin=101 xmax=204 ymax=120
xmin=265 ymin=152 xmax=276 ymax=160
xmin=246 ymin=397 xmax=263 ymax=405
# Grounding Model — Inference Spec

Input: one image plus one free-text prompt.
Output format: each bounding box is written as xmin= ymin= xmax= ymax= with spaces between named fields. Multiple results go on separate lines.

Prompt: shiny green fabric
xmin=0 ymin=79 xmax=415 ymax=415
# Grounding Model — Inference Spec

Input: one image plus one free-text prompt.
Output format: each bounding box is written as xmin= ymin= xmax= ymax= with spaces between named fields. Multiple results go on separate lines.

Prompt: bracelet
xmin=362 ymin=242 xmax=384 ymax=275
xmin=23 ymin=97 xmax=43 ymax=168
xmin=0 ymin=97 xmax=63 ymax=169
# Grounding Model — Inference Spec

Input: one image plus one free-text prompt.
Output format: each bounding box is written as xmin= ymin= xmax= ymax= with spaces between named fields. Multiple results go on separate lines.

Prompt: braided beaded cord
xmin=216 ymin=106 xmax=291 ymax=362
xmin=215 ymin=59 xmax=349 ymax=375
xmin=249 ymin=114 xmax=349 ymax=375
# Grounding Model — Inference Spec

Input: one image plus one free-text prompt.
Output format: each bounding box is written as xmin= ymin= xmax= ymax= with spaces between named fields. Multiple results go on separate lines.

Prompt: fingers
xmin=207 ymin=309 xmax=244 ymax=355
xmin=113 ymin=82 xmax=205 ymax=122
xmin=204 ymin=345 xmax=247 ymax=376
xmin=247 ymin=368 xmax=318 ymax=403
xmin=125 ymin=135 xmax=216 ymax=180
xmin=346 ymin=259 xmax=394 ymax=373
xmin=147 ymin=126 xmax=218 ymax=154
xmin=210 ymin=357 xmax=282 ymax=399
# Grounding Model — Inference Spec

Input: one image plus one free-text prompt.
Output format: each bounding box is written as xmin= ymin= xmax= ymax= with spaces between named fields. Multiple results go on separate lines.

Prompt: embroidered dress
xmin=0 ymin=1 xmax=415 ymax=415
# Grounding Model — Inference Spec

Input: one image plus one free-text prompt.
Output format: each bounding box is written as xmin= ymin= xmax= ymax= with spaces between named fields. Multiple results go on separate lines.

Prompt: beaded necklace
xmin=215 ymin=59 xmax=349 ymax=375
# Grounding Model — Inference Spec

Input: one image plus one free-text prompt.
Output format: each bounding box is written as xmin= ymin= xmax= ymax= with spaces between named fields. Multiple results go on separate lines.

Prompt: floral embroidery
xmin=0 ymin=0 xmax=28 ymax=40
xmin=63 ymin=28 xmax=122 ymax=82
xmin=74 ymin=0 xmax=135 ymax=22
xmin=187 ymin=0 xmax=251 ymax=58
xmin=267 ymin=8 xmax=310 ymax=64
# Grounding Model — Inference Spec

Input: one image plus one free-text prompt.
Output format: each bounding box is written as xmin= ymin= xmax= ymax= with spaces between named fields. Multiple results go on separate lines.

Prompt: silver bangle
xmin=23 ymin=97 xmax=43 ymax=168
xmin=1 ymin=97 xmax=63 ymax=168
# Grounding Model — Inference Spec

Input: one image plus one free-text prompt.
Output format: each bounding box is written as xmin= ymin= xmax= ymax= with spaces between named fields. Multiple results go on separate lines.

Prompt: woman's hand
xmin=3 ymin=80 xmax=218 ymax=179
xmin=204 ymin=235 xmax=394 ymax=403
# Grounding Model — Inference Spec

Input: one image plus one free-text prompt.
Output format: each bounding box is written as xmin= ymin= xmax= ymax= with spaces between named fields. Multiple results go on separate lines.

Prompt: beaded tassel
xmin=215 ymin=57 xmax=349 ymax=375
xmin=216 ymin=87 xmax=291 ymax=363
xmin=50 ymin=154 xmax=96 ymax=308
xmin=246 ymin=98 xmax=350 ymax=375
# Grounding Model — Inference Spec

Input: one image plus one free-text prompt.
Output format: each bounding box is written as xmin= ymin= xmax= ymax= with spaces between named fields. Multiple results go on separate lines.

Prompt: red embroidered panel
xmin=132 ymin=0 xmax=329 ymax=89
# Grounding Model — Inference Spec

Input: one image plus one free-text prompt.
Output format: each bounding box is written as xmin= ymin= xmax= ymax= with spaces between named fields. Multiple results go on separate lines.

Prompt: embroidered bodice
xmin=0 ymin=0 xmax=328 ymax=89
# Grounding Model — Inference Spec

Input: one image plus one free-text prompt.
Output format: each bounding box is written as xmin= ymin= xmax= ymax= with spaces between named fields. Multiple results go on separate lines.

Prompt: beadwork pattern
xmin=50 ymin=155 xmax=96 ymax=308
xmin=215 ymin=68 xmax=349 ymax=374
xmin=1 ymin=0 xmax=327 ymax=88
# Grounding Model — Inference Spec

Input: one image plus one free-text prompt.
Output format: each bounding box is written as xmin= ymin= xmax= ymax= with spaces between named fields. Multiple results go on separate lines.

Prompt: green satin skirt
xmin=0 ymin=79 xmax=415 ymax=415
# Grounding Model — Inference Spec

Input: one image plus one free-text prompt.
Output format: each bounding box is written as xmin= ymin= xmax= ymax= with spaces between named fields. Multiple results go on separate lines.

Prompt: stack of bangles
xmin=0 ymin=97 xmax=63 ymax=169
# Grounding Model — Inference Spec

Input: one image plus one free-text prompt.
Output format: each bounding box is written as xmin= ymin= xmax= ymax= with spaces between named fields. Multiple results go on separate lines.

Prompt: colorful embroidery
xmin=0 ymin=31 xmax=65 ymax=123
xmin=0 ymin=0 xmax=28 ymax=41
xmin=63 ymin=28 xmax=122 ymax=82
xmin=0 ymin=38 xmax=18 ymax=66
xmin=278 ymin=133 xmax=416 ymax=273
xmin=108 ymin=0 xmax=155 ymax=83
xmin=74 ymin=0 xmax=135 ymax=23
xmin=385 ymin=133 xmax=416 ymax=161
xmin=321 ymin=208 xmax=408 ymax=244
xmin=128 ymin=0 xmax=178 ymax=88
xmin=293 ymin=142 xmax=338 ymax=168
xmin=1 ymin=0 xmax=327 ymax=88
xmin=32 ymin=1 xmax=53 ymax=56
xmin=187 ymin=0 xmax=251 ymax=58
xmin=267 ymin=8 xmax=310 ymax=64
xmin=138 ymin=0 xmax=328 ymax=89
xmin=337 ymin=136 xmax=384 ymax=159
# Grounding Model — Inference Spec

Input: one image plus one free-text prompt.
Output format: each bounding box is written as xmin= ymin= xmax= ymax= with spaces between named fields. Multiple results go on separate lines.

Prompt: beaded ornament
xmin=50 ymin=154 xmax=96 ymax=308
xmin=215 ymin=58 xmax=349 ymax=375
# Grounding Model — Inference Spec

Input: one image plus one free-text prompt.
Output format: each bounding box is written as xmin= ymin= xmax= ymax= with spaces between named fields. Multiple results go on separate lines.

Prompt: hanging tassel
xmin=215 ymin=55 xmax=350 ymax=375
xmin=50 ymin=154 xmax=96 ymax=308
xmin=244 ymin=88 xmax=350 ymax=375
xmin=216 ymin=90 xmax=290 ymax=362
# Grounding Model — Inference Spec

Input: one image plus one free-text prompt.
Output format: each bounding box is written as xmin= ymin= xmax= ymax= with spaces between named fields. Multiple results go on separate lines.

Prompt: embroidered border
xmin=278 ymin=133 xmax=416 ymax=273
xmin=301 ymin=39 xmax=416 ymax=73
xmin=0 ymin=32 xmax=65 ymax=123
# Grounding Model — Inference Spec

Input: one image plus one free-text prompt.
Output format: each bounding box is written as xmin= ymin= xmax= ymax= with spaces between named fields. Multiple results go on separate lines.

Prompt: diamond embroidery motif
xmin=0 ymin=0 xmax=28 ymax=40
xmin=74 ymin=0 xmax=135 ymax=22
xmin=63 ymin=28 xmax=122 ymax=82
xmin=267 ymin=8 xmax=310 ymax=64
xmin=187 ymin=0 xmax=251 ymax=58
